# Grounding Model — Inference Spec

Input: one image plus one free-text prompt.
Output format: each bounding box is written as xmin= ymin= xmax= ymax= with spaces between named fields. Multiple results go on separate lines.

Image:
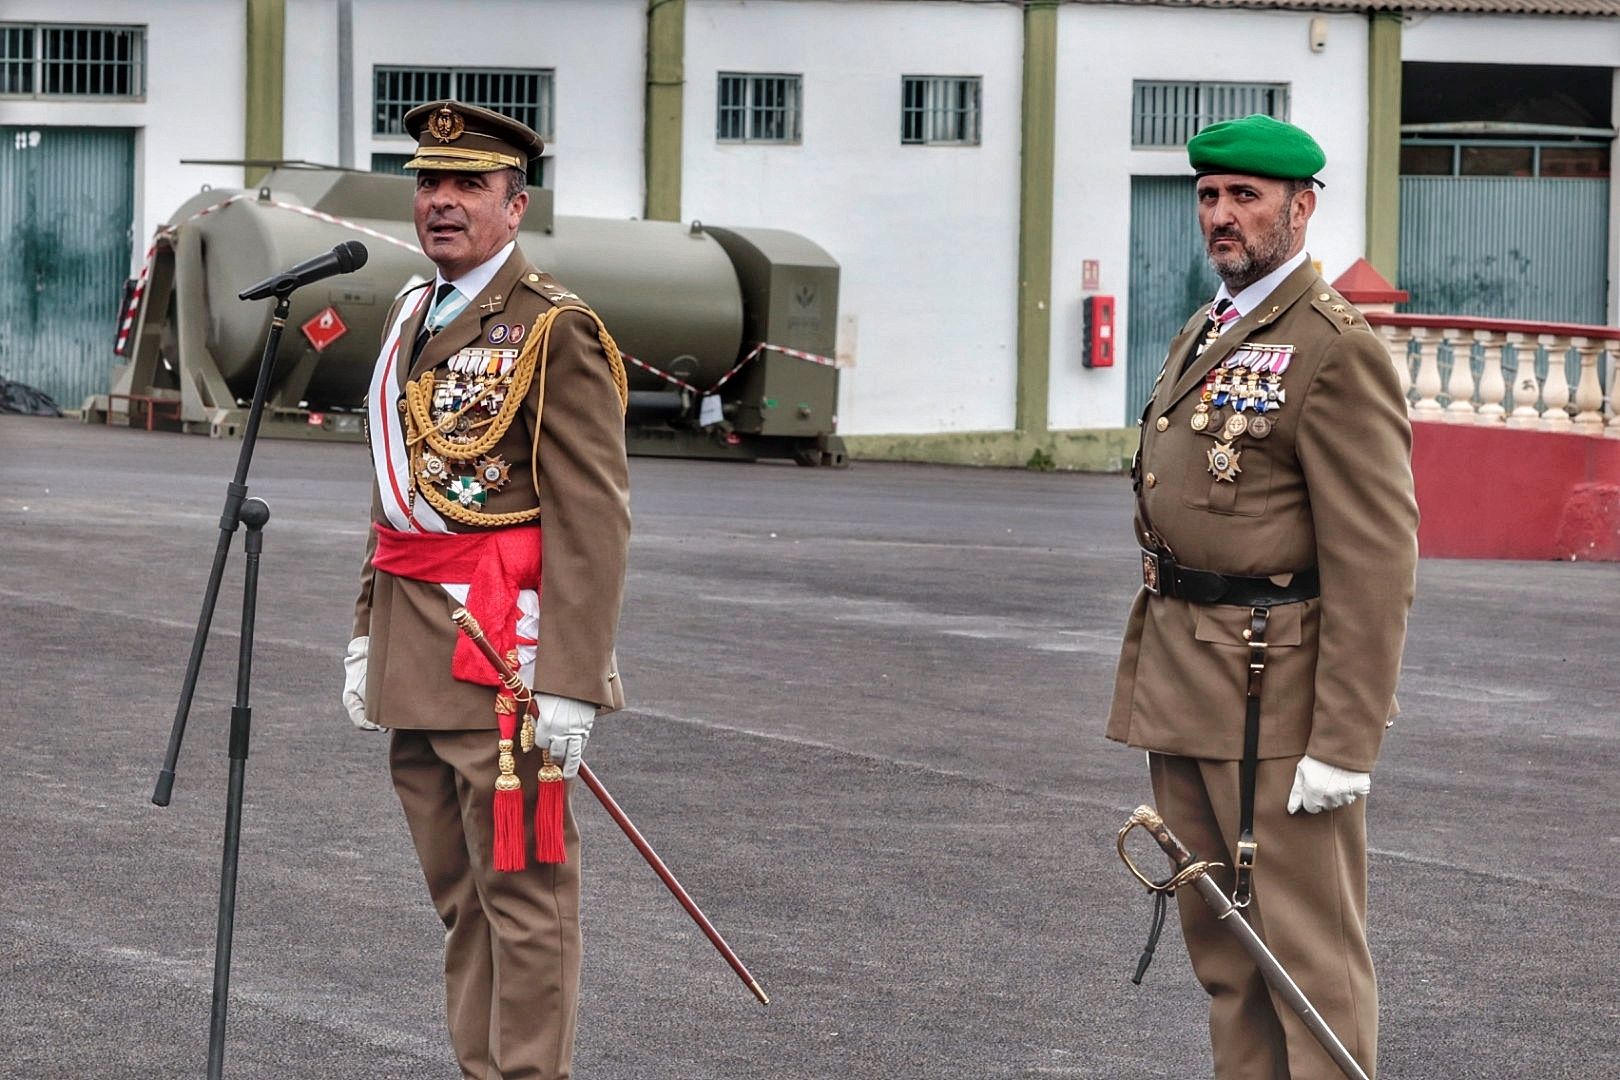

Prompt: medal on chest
xmin=401 ymin=337 xmax=540 ymax=525
xmin=1207 ymin=440 xmax=1242 ymax=483
xmin=1188 ymin=342 xmax=1295 ymax=480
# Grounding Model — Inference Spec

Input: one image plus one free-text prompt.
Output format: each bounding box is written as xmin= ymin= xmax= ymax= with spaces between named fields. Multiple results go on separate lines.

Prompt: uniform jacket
xmin=353 ymin=246 xmax=631 ymax=729
xmin=1106 ymin=260 xmax=1418 ymax=772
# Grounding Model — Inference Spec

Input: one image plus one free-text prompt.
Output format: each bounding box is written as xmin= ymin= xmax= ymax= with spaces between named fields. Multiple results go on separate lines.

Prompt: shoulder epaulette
xmin=1307 ymin=287 xmax=1368 ymax=335
xmin=520 ymin=270 xmax=592 ymax=311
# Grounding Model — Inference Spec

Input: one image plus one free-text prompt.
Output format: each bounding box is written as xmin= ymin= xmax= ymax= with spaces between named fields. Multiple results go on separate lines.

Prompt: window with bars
xmin=1131 ymin=81 xmax=1289 ymax=148
xmin=901 ymin=76 xmax=981 ymax=146
xmin=717 ymin=73 xmax=802 ymax=144
xmin=0 ymin=23 xmax=145 ymax=98
xmin=374 ymin=66 xmax=555 ymax=142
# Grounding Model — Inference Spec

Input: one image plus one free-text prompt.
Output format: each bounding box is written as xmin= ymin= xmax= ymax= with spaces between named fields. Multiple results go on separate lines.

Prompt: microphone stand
xmin=150 ymin=288 xmax=291 ymax=1079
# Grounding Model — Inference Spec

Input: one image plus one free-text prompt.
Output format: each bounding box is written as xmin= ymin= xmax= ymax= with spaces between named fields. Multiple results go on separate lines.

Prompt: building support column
xmin=645 ymin=0 xmax=685 ymax=222
xmin=1365 ymin=11 xmax=1403 ymax=282
xmin=1016 ymin=1 xmax=1059 ymax=436
xmin=244 ymin=0 xmax=286 ymax=188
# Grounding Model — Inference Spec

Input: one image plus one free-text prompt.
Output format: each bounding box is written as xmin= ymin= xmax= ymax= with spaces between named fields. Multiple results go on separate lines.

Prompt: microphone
xmin=238 ymin=240 xmax=369 ymax=301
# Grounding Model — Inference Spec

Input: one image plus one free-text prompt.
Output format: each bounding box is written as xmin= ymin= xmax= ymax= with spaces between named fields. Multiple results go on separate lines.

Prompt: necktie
xmin=412 ymin=282 xmax=458 ymax=362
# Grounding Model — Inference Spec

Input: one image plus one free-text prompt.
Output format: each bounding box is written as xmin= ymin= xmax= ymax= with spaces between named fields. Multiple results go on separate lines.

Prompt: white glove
xmin=1287 ymin=754 xmax=1370 ymax=814
xmin=535 ymin=693 xmax=595 ymax=779
xmin=342 ymin=636 xmax=382 ymax=731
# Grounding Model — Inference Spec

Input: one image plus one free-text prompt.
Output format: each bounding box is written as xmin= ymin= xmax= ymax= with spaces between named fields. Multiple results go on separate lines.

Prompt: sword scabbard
xmin=448 ymin=605 xmax=769 ymax=1006
xmin=1115 ymin=804 xmax=1371 ymax=1080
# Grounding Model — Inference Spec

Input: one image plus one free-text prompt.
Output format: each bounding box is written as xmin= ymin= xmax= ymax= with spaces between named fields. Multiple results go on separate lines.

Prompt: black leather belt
xmin=1140 ymin=549 xmax=1319 ymax=607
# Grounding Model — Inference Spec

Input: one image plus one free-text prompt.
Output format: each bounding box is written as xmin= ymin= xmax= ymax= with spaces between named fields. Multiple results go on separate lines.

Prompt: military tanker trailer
xmin=97 ymin=167 xmax=846 ymax=465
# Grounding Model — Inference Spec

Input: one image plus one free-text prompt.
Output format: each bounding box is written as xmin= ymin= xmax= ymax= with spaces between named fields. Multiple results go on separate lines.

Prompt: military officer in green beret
xmin=1107 ymin=114 xmax=1418 ymax=1078
xmin=342 ymin=100 xmax=631 ymax=1080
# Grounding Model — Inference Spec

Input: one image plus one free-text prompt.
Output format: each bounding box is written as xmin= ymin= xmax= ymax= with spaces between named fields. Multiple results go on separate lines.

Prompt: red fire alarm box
xmin=1083 ymin=294 xmax=1115 ymax=368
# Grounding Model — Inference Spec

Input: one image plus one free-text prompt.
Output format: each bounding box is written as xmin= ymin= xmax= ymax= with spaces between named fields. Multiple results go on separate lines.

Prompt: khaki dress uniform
xmin=1107 ymin=259 xmax=1418 ymax=1079
xmin=353 ymin=246 xmax=630 ymax=1080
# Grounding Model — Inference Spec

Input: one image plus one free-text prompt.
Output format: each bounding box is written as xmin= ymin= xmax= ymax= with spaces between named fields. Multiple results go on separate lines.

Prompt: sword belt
xmin=1139 ymin=547 xmax=1320 ymax=908
xmin=1139 ymin=547 xmax=1319 ymax=607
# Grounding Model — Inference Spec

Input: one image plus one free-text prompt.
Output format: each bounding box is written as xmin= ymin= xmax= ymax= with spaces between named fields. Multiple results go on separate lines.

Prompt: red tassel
xmin=492 ymin=694 xmax=526 ymax=872
xmin=493 ymin=783 xmax=526 ymax=872
xmin=535 ymin=752 xmax=567 ymax=864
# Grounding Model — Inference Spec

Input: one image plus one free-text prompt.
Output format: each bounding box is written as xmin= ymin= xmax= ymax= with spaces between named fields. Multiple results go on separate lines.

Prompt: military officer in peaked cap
xmin=1107 ymin=114 xmax=1418 ymax=1078
xmin=342 ymin=99 xmax=630 ymax=1079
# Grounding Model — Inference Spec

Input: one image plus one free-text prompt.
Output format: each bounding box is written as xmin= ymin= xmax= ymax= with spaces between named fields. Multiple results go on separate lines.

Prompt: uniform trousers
xmin=1149 ymin=752 xmax=1377 ymax=1080
xmin=391 ymin=729 xmax=582 ymax=1080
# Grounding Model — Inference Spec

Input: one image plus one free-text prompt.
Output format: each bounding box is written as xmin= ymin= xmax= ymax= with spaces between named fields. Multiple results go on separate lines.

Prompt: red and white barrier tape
xmin=622 ymin=342 xmax=840 ymax=399
xmin=258 ymin=198 xmax=425 ymax=258
xmin=114 ymin=192 xmax=426 ymax=356
xmin=623 ymin=353 xmax=701 ymax=394
xmin=114 ymin=237 xmax=165 ymax=356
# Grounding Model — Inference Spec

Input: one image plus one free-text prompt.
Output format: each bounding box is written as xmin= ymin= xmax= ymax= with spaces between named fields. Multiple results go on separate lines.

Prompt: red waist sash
xmin=371 ymin=524 xmax=541 ymax=687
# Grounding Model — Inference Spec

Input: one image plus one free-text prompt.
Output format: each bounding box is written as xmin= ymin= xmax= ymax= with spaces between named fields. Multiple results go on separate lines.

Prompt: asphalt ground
xmin=1 ymin=414 xmax=1616 ymax=1080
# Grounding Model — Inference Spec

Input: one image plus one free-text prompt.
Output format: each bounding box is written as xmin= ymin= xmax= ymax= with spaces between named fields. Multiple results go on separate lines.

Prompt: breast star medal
xmin=1207 ymin=441 xmax=1242 ymax=483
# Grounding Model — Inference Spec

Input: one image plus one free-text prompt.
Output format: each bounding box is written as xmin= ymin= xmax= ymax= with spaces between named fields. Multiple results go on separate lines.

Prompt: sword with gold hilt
xmin=450 ymin=606 xmax=770 ymax=1006
xmin=1117 ymin=806 xmax=1370 ymax=1080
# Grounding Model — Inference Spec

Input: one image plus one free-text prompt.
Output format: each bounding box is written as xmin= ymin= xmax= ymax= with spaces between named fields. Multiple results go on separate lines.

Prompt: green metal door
xmin=1126 ymin=175 xmax=1211 ymax=423
xmin=1398 ymin=176 xmax=1610 ymax=324
xmin=0 ymin=126 xmax=135 ymax=408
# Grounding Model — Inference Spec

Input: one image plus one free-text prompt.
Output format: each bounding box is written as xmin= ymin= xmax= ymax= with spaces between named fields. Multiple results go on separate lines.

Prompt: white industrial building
xmin=2 ymin=0 xmax=1615 ymax=465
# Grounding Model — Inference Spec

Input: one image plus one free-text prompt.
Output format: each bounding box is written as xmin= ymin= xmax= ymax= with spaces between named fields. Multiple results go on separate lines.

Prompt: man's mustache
xmin=1208 ymin=227 xmax=1244 ymax=243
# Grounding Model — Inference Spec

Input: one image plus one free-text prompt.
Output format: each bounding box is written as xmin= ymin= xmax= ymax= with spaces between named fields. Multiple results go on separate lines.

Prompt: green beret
xmin=1188 ymin=114 xmax=1326 ymax=182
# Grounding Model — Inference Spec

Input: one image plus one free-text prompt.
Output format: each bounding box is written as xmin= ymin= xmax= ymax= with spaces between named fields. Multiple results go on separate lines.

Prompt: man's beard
xmin=1206 ymin=206 xmax=1296 ymax=291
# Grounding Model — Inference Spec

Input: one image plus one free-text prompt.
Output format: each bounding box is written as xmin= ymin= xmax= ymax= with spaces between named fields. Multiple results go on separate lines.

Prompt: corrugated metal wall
xmin=0 ymin=126 xmax=134 ymax=408
xmin=1126 ymin=175 xmax=1210 ymax=423
xmin=1398 ymin=177 xmax=1610 ymax=325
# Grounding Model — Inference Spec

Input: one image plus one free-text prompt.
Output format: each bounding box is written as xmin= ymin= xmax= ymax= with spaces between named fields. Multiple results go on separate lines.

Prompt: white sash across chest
xmin=368 ymin=287 xmax=448 ymax=535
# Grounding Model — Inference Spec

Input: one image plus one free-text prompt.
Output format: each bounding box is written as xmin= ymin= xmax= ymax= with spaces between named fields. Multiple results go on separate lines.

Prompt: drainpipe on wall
xmin=337 ymin=0 xmax=355 ymax=170
xmin=645 ymin=0 xmax=685 ymax=222
xmin=1017 ymin=0 xmax=1059 ymax=438
xmin=1365 ymin=11 xmax=1403 ymax=283
xmin=244 ymin=0 xmax=286 ymax=188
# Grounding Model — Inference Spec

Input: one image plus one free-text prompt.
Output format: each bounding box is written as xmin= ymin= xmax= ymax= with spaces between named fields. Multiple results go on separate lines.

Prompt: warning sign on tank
xmin=301 ymin=307 xmax=348 ymax=352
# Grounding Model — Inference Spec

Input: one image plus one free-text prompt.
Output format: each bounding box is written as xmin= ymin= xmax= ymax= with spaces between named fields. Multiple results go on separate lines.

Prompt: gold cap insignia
xmin=428 ymin=106 xmax=466 ymax=144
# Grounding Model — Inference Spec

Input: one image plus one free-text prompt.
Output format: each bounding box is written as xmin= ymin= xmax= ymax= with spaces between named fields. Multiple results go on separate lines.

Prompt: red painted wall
xmin=1410 ymin=422 xmax=1620 ymax=561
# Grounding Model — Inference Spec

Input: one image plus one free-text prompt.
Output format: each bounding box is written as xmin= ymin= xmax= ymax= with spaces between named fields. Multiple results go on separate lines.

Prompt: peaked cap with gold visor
xmin=402 ymin=99 xmax=544 ymax=173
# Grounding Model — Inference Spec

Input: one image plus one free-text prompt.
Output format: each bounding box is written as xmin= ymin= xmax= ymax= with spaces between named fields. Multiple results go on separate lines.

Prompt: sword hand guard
xmin=1118 ymin=805 xmax=1222 ymax=894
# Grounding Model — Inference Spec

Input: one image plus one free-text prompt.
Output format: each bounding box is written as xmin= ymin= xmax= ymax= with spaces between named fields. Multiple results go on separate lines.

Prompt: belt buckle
xmin=1141 ymin=550 xmax=1162 ymax=596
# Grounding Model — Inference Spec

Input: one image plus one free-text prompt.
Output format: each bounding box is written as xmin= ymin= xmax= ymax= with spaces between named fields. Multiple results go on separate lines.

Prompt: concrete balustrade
xmin=1364 ymin=313 xmax=1618 ymax=438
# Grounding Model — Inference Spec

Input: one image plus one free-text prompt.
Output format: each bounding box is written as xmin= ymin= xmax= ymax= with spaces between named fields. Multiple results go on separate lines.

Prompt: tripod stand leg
xmin=205 ymin=498 xmax=268 ymax=1080
xmin=153 ymin=295 xmax=291 ymax=807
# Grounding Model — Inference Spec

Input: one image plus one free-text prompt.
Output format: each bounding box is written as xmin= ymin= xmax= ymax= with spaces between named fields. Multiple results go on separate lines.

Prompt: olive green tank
xmin=107 ymin=167 xmax=845 ymax=465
